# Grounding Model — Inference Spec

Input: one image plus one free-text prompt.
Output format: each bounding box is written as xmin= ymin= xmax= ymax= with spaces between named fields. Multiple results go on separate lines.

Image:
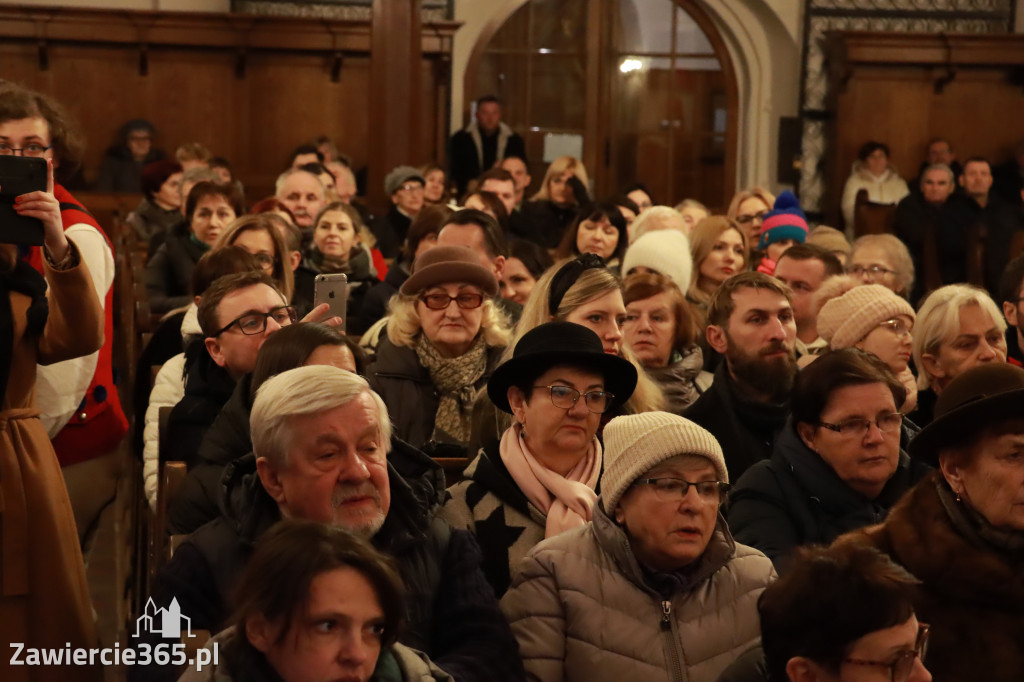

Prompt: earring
xmin=955 ymin=490 xmax=962 ymax=503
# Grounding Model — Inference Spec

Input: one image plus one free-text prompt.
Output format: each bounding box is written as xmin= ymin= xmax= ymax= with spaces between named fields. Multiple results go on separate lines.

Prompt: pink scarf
xmin=499 ymin=423 xmax=602 ymax=538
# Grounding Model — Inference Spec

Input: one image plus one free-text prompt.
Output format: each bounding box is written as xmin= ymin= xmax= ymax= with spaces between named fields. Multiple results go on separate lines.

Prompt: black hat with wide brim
xmin=909 ymin=362 xmax=1024 ymax=465
xmin=488 ymin=321 xmax=638 ymax=414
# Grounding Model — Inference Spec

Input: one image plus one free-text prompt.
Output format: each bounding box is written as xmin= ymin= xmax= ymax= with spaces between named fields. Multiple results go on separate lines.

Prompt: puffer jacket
xmin=142 ymin=304 xmax=201 ymax=509
xmin=727 ymin=420 xmax=931 ymax=573
xmin=177 ymin=627 xmax=455 ymax=682
xmin=368 ymin=334 xmax=504 ymax=458
xmin=501 ymin=505 xmax=776 ymax=682
xmin=840 ymin=161 xmax=910 ymax=235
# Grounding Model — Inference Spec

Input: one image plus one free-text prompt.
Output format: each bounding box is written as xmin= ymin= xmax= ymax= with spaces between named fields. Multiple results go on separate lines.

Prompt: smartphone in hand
xmin=314 ymin=273 xmax=348 ymax=332
xmin=0 ymin=155 xmax=47 ymax=246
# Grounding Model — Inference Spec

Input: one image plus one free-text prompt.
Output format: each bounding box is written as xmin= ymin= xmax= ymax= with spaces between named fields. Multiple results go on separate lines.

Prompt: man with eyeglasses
xmin=163 ymin=271 xmax=295 ymax=466
xmin=0 ymin=81 xmax=129 ymax=548
xmin=370 ymin=165 xmax=426 ymax=259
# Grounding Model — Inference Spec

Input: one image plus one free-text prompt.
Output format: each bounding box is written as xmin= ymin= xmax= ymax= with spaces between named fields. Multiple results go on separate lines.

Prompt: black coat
xmin=165 ymin=343 xmax=236 ymax=468
xmin=370 ymin=205 xmax=412 ymax=259
xmin=448 ymin=125 xmax=527 ymax=197
xmin=516 ymin=200 xmax=579 ymax=250
xmin=727 ymin=421 xmax=932 ymax=573
xmin=937 ymin=193 xmax=1021 ymax=295
xmin=893 ymin=192 xmax=944 ymax=304
xmin=166 ymin=373 xmax=254 ymax=536
xmin=368 ymin=335 xmax=503 ymax=458
xmin=684 ymin=363 xmax=790 ymax=481
xmin=362 ymin=260 xmax=410 ymax=328
xmin=145 ymin=230 xmax=207 ymax=313
xmin=139 ymin=447 xmax=524 ymax=682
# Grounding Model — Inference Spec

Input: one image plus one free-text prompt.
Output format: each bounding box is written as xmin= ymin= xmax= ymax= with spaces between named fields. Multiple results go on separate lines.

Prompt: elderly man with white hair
xmin=135 ymin=366 xmax=523 ymax=682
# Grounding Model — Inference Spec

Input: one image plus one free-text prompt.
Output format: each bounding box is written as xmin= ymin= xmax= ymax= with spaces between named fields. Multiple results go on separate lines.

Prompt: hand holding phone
xmin=313 ymin=273 xmax=348 ymax=332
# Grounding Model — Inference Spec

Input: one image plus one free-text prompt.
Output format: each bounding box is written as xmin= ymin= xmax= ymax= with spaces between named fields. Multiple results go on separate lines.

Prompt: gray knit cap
xmin=600 ymin=411 xmax=727 ymax=513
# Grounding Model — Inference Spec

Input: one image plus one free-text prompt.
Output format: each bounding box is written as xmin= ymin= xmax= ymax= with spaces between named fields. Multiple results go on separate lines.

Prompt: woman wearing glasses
xmin=441 ymin=321 xmax=637 ymax=597
xmin=727 ymin=186 xmax=776 ymax=249
xmin=502 ymin=411 xmax=775 ymax=682
xmin=813 ymin=280 xmax=919 ymax=412
xmin=836 ymin=363 xmax=1024 ymax=681
xmin=848 ymin=234 xmax=915 ymax=301
xmin=214 ymin=214 xmax=295 ymax=306
xmin=368 ymin=245 xmax=511 ymax=457
xmin=727 ymin=349 xmax=931 ymax=573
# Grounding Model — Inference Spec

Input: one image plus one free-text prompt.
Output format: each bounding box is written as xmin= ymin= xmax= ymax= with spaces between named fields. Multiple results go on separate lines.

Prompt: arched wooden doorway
xmin=464 ymin=0 xmax=738 ymax=210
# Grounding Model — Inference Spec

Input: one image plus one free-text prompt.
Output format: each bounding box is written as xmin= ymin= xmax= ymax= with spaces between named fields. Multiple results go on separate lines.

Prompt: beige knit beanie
xmin=600 ymin=411 xmax=727 ymax=513
xmin=817 ymin=283 xmax=915 ymax=349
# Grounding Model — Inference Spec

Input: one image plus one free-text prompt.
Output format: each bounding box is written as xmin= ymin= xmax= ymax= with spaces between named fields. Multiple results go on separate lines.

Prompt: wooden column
xmin=369 ymin=0 xmax=422 ymax=213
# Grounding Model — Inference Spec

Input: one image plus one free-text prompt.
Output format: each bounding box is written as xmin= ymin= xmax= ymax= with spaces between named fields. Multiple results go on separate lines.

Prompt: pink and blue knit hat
xmin=757 ymin=190 xmax=808 ymax=251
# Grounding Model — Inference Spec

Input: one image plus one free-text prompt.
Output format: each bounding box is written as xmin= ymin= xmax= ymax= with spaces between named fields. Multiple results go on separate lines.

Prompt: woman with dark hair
xmin=841 ymin=141 xmax=910 ymax=236
xmin=297 ymin=201 xmax=381 ymax=335
xmin=500 ymin=239 xmax=553 ymax=306
xmin=145 ymin=180 xmax=246 ymax=312
xmin=555 ymin=202 xmax=627 ymax=274
xmin=728 ymin=348 xmax=931 ymax=572
xmin=719 ymin=543 xmax=931 ymax=682
xmin=94 ymin=118 xmax=165 ymax=192
xmin=125 ymin=158 xmax=183 ymax=243
xmin=178 ymin=519 xmax=452 ymax=682
xmin=167 ymin=322 xmax=363 ymax=535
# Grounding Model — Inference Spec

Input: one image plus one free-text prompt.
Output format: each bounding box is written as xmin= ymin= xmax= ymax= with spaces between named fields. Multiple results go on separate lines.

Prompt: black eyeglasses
xmin=844 ymin=623 xmax=929 ymax=682
xmin=848 ymin=264 xmax=895 ymax=278
xmin=420 ymin=292 xmax=484 ymax=310
xmin=817 ymin=412 xmax=903 ymax=438
xmin=212 ymin=305 xmax=296 ymax=336
xmin=0 ymin=142 xmax=51 ymax=157
xmin=533 ymin=385 xmax=614 ymax=414
xmin=634 ymin=478 xmax=730 ymax=503
xmin=734 ymin=210 xmax=767 ymax=225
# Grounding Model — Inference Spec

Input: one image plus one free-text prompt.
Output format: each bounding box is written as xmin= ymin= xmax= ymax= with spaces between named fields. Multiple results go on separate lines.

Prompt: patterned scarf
xmin=414 ymin=333 xmax=488 ymax=443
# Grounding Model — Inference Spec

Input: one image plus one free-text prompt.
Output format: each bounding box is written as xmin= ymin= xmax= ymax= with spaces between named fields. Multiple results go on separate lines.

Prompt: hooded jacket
xmin=501 ymin=506 xmax=775 ymax=682
xmin=727 ymin=421 xmax=932 ymax=573
xmin=836 ymin=472 xmax=1024 ymax=682
xmin=139 ymin=445 xmax=524 ymax=682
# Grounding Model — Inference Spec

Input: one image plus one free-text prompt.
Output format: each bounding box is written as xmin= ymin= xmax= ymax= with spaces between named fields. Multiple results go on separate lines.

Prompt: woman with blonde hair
xmin=727 ymin=186 xmax=776 ymax=248
xmin=520 ymin=155 xmax=591 ymax=249
xmin=214 ymin=214 xmax=295 ymax=303
xmin=368 ymin=245 xmax=511 ymax=457
xmin=686 ymin=215 xmax=749 ymax=322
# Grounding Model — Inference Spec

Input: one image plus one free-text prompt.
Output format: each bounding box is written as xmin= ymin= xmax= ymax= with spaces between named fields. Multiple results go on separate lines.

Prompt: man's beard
xmin=331 ymin=482 xmax=386 ymax=538
xmin=726 ymin=339 xmax=797 ymax=404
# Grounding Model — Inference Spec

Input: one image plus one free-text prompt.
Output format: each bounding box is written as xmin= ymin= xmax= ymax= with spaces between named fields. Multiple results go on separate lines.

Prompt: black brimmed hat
xmin=909 ymin=363 xmax=1024 ymax=464
xmin=487 ymin=321 xmax=638 ymax=414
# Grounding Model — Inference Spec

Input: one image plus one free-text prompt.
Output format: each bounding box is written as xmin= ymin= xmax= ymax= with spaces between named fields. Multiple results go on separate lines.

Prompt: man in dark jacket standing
xmin=449 ymin=95 xmax=526 ymax=197
xmin=139 ymin=366 xmax=523 ymax=682
xmin=686 ymin=272 xmax=797 ymax=481
xmin=894 ymin=163 xmax=955 ymax=303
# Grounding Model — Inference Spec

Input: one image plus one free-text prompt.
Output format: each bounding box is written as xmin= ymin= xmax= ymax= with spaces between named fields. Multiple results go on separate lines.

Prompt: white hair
xmin=274 ymin=168 xmax=325 ymax=199
xmin=251 ymin=365 xmax=391 ymax=465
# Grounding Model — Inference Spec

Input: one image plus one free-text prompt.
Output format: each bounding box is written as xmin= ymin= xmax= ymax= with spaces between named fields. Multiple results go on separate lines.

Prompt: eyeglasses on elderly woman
xmin=533 ymin=384 xmax=614 ymax=414
xmin=817 ymin=412 xmax=903 ymax=437
xmin=419 ymin=292 xmax=484 ymax=310
xmin=632 ymin=478 xmax=730 ymax=503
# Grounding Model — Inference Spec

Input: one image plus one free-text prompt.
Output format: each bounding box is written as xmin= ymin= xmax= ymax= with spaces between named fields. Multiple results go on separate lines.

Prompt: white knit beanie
xmin=817 ymin=284 xmax=915 ymax=349
xmin=621 ymin=229 xmax=693 ymax=289
xmin=600 ymin=411 xmax=727 ymax=513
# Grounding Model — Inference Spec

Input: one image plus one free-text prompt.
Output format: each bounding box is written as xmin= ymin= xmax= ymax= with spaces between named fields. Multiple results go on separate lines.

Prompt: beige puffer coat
xmin=501 ymin=506 xmax=775 ymax=682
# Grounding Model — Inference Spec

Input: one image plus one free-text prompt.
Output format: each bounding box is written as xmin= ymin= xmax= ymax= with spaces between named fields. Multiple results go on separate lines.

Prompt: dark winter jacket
xmin=145 ymin=230 xmax=208 ymax=313
xmin=141 ymin=446 xmax=525 ymax=682
xmin=126 ymin=195 xmax=182 ymax=244
xmin=371 ymin=205 xmax=413 ymax=259
xmin=363 ymin=260 xmax=410 ymax=327
xmin=448 ymin=121 xmax=526 ymax=197
xmin=440 ymin=440 xmax=546 ymax=598
xmin=95 ymin=145 xmax=164 ymax=193
xmin=368 ymin=335 xmax=504 ymax=458
xmin=166 ymin=373 xmax=254 ymax=535
xmin=516 ymin=200 xmax=580 ymax=250
xmin=937 ymin=192 xmax=1021 ymax=295
xmin=294 ymin=245 xmax=379 ymax=335
xmin=836 ymin=472 xmax=1024 ymax=682
xmin=727 ymin=421 xmax=931 ymax=573
xmin=684 ymin=363 xmax=790 ymax=481
xmin=893 ymin=192 xmax=945 ymax=304
xmin=164 ymin=342 xmax=236 ymax=468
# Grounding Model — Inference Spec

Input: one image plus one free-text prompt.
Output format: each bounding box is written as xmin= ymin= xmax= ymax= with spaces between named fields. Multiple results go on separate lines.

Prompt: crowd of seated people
xmin=5 ymin=80 xmax=1024 ymax=682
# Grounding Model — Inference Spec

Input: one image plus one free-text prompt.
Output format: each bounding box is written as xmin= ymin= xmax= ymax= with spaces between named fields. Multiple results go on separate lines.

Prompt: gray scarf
xmin=414 ymin=334 xmax=488 ymax=443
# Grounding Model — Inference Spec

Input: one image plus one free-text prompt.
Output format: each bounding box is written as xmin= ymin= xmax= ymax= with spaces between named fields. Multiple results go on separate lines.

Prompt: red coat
xmin=25 ymin=185 xmax=128 ymax=465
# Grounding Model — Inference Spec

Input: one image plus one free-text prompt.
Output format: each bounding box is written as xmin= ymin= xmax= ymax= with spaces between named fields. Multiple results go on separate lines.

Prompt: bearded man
xmin=685 ymin=272 xmax=798 ymax=480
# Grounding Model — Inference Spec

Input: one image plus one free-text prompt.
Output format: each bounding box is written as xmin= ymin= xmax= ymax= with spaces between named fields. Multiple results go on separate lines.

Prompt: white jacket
xmin=841 ymin=161 xmax=910 ymax=236
xmin=142 ymin=305 xmax=199 ymax=509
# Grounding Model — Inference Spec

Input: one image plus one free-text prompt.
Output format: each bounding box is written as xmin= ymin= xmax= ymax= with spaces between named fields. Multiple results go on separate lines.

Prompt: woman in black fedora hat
xmin=441 ymin=321 xmax=637 ymax=597
xmin=836 ymin=362 xmax=1024 ymax=682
